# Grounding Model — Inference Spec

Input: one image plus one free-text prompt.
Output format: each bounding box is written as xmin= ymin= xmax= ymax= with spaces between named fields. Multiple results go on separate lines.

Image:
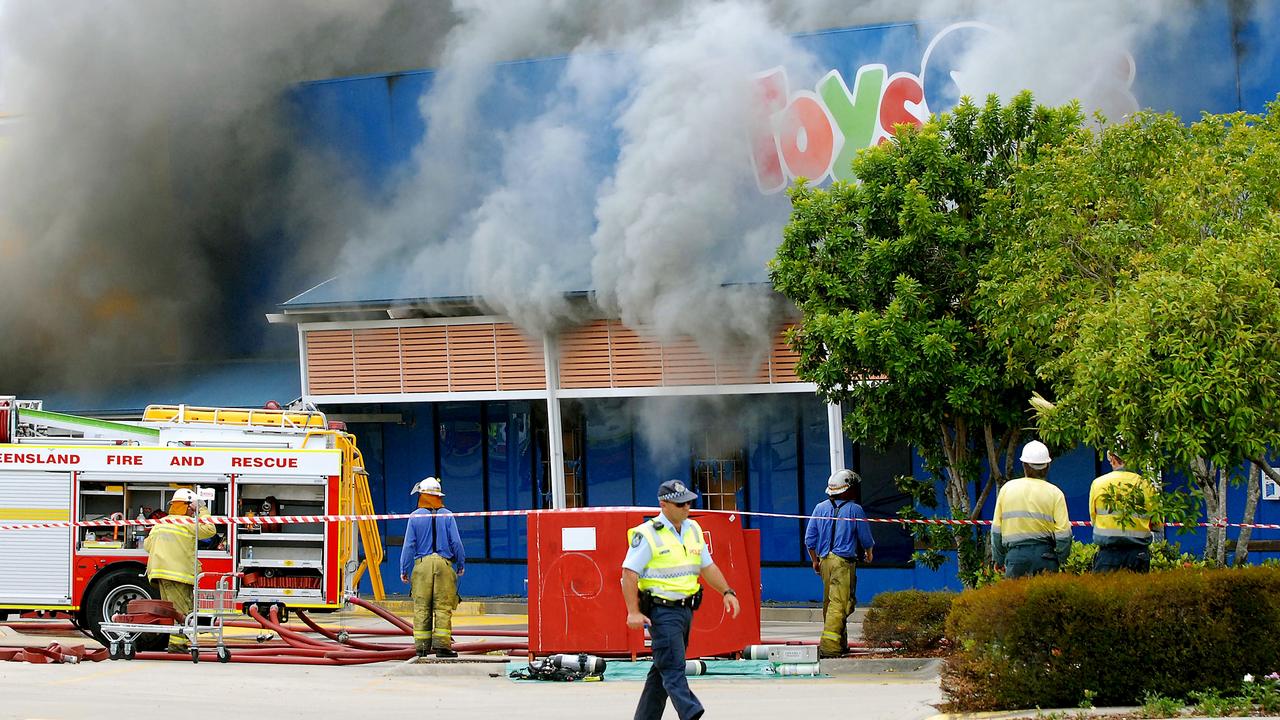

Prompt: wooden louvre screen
xmin=304 ymin=320 xmax=802 ymax=395
xmin=304 ymin=323 xmax=544 ymax=395
xmin=305 ymin=330 xmax=356 ymax=395
xmin=557 ymin=320 xmax=801 ymax=389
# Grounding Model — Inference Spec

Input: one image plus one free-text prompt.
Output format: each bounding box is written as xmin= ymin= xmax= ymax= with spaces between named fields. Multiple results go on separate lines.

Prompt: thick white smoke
xmin=0 ymin=0 xmax=1246 ymax=407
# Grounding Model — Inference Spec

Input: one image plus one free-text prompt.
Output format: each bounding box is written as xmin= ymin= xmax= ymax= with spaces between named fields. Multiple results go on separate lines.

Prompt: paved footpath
xmin=1 ymin=606 xmax=941 ymax=719
xmin=0 ymin=659 xmax=942 ymax=719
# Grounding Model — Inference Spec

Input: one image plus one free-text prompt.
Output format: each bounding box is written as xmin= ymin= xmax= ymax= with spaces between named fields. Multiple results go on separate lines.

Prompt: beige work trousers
xmin=819 ymin=554 xmax=856 ymax=657
xmin=411 ymin=554 xmax=459 ymax=651
xmin=155 ymin=579 xmax=193 ymax=650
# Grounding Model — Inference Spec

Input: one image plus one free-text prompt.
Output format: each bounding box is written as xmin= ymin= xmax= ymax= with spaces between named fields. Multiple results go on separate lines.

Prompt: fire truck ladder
xmin=145 ymin=404 xmax=387 ymax=601
xmin=329 ymin=432 xmax=385 ymax=601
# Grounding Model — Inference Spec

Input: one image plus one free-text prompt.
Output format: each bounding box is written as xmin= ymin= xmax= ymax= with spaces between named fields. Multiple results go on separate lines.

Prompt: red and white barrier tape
xmin=0 ymin=506 xmax=1269 ymax=532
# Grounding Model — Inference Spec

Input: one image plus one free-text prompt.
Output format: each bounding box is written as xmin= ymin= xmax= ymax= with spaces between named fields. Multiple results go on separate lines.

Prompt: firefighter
xmin=142 ymin=487 xmax=216 ymax=652
xmin=804 ymin=469 xmax=875 ymax=658
xmin=1090 ymin=449 xmax=1161 ymax=572
xmin=399 ymin=477 xmax=465 ymax=658
xmin=623 ymin=480 xmax=740 ymax=720
xmin=991 ymin=441 xmax=1072 ymax=578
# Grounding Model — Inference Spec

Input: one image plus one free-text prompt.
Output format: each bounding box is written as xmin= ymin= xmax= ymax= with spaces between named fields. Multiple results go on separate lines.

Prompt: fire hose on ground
xmin=0 ymin=599 xmax=879 ymax=664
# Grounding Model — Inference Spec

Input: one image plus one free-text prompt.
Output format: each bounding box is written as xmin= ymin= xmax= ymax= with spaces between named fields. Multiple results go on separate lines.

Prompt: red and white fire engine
xmin=0 ymin=397 xmax=383 ymax=649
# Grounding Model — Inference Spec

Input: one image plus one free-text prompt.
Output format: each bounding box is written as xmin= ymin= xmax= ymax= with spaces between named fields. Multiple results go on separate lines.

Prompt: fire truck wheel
xmin=83 ymin=567 xmax=166 ymax=652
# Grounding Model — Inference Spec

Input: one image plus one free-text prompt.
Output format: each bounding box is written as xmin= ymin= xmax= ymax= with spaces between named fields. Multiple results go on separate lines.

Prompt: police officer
xmin=804 ymin=469 xmax=875 ymax=658
xmin=399 ymin=477 xmax=465 ymax=658
xmin=1090 ymin=449 xmax=1161 ymax=572
xmin=622 ymin=480 xmax=740 ymax=720
xmin=991 ymin=441 xmax=1072 ymax=578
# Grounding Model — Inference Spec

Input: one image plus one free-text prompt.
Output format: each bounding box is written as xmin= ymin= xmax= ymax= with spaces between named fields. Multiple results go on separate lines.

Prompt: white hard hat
xmin=409 ymin=477 xmax=445 ymax=497
xmin=825 ymin=469 xmax=860 ymax=496
xmin=1019 ymin=441 xmax=1052 ymax=466
xmin=171 ymin=488 xmax=197 ymax=503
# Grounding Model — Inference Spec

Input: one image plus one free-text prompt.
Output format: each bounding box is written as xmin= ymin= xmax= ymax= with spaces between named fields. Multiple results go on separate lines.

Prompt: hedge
xmin=944 ymin=567 xmax=1280 ymax=711
xmin=863 ymin=590 xmax=956 ymax=653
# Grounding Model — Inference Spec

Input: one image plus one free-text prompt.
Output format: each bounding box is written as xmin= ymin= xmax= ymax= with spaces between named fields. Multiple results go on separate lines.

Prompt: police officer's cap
xmin=657 ymin=480 xmax=697 ymax=504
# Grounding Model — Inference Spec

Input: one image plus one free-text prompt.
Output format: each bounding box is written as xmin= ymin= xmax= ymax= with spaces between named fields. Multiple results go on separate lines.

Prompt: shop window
xmin=692 ymin=427 xmax=744 ymax=511
xmin=534 ymin=401 xmax=586 ymax=508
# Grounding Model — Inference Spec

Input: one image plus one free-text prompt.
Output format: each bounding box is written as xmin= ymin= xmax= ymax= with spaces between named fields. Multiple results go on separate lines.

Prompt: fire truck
xmin=0 ymin=397 xmax=384 ymax=649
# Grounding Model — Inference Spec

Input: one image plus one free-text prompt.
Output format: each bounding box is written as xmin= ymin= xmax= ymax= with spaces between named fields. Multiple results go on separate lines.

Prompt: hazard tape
xmin=0 ymin=506 xmax=1271 ymax=532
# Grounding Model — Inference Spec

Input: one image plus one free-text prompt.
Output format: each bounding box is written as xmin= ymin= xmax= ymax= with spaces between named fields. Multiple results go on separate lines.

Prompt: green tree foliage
xmin=983 ymin=101 xmax=1280 ymax=563
xmin=771 ymin=93 xmax=1085 ymax=584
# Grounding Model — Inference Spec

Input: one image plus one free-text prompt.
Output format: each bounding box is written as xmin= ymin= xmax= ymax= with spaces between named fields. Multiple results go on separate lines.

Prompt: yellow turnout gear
xmin=143 ymin=509 xmax=216 ymax=585
xmin=411 ymin=554 xmax=458 ymax=650
xmin=155 ymin=579 xmax=193 ymax=650
xmin=819 ymin=554 xmax=856 ymax=656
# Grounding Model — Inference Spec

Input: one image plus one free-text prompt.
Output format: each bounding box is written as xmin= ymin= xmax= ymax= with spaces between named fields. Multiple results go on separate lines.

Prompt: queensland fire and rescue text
xmin=0 ymin=400 xmax=382 ymax=654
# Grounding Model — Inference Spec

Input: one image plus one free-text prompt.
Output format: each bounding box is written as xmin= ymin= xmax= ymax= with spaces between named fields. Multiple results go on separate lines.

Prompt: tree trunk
xmin=1216 ymin=468 xmax=1229 ymax=567
xmin=1235 ymin=461 xmax=1262 ymax=565
xmin=1193 ymin=457 xmax=1225 ymax=565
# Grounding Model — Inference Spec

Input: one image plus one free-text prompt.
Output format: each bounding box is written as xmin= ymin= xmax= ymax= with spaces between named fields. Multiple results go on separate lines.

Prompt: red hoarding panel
xmin=528 ymin=509 xmax=760 ymax=657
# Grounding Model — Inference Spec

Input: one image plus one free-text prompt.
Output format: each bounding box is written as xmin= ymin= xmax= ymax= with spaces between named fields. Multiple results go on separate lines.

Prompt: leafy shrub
xmin=944 ymin=567 xmax=1280 ymax=711
xmin=1140 ymin=691 xmax=1183 ymax=718
xmin=1062 ymin=541 xmax=1098 ymax=574
xmin=863 ymin=590 xmax=956 ymax=654
xmin=1150 ymin=540 xmax=1209 ymax=571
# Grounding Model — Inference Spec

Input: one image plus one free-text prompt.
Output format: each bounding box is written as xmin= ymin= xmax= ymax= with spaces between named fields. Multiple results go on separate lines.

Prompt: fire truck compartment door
xmin=0 ymin=471 xmax=72 ymax=604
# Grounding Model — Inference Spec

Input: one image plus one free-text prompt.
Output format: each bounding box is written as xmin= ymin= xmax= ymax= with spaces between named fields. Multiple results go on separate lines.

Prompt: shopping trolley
xmin=100 ymin=571 xmax=240 ymax=663
xmin=100 ymin=486 xmax=239 ymax=663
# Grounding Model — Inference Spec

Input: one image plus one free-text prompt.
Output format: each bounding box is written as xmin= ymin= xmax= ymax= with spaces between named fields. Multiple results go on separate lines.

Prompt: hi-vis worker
xmin=991 ymin=441 xmax=1072 ymax=578
xmin=143 ymin=488 xmax=216 ymax=652
xmin=1090 ymin=449 xmax=1162 ymax=573
xmin=804 ymin=469 xmax=875 ymax=658
xmin=399 ymin=477 xmax=465 ymax=658
xmin=623 ymin=480 xmax=740 ymax=720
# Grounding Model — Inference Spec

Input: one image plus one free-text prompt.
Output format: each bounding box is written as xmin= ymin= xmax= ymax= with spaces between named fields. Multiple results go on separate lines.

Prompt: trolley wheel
xmin=216 ymin=646 xmax=231 ymax=663
xmin=108 ymin=641 xmax=121 ymax=660
xmin=190 ymin=648 xmax=200 ymax=664
xmin=123 ymin=643 xmax=135 ymax=661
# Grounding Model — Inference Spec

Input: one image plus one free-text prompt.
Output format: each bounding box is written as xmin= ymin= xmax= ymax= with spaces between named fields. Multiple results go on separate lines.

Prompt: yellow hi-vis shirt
xmin=991 ymin=477 xmax=1072 ymax=566
xmin=143 ymin=510 xmax=216 ymax=585
xmin=628 ymin=517 xmax=705 ymax=600
xmin=1090 ymin=470 xmax=1161 ymax=545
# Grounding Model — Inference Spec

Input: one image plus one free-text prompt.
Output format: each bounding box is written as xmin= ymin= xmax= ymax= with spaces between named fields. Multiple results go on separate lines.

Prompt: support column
xmin=827 ymin=402 xmax=845 ymax=476
xmin=543 ymin=333 xmax=567 ymax=510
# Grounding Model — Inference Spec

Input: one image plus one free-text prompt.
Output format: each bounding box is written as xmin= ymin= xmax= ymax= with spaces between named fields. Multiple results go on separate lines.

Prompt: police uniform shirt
xmin=622 ymin=510 xmax=714 ymax=575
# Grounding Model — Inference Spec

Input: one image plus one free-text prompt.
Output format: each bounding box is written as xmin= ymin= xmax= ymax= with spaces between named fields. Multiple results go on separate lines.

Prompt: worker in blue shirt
xmin=804 ymin=470 xmax=875 ymax=658
xmin=399 ymin=477 xmax=465 ymax=658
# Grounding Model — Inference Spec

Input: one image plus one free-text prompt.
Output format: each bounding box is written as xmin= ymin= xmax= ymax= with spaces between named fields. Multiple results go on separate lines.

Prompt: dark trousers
xmin=1093 ymin=544 xmax=1151 ymax=573
xmin=635 ymin=604 xmax=703 ymax=720
xmin=1004 ymin=543 xmax=1059 ymax=578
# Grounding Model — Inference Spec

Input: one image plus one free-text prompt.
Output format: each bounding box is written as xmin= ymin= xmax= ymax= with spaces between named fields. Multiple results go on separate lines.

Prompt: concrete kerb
xmin=351 ymin=598 xmax=854 ymax=623
xmin=925 ymin=708 xmax=1144 ymax=720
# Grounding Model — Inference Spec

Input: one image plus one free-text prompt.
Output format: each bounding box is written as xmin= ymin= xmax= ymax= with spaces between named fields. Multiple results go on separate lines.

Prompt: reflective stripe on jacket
xmin=629 ymin=518 xmax=704 ymax=600
xmin=991 ymin=477 xmax=1071 ymax=566
xmin=143 ymin=511 xmax=216 ymax=584
xmin=1090 ymin=470 xmax=1161 ymax=545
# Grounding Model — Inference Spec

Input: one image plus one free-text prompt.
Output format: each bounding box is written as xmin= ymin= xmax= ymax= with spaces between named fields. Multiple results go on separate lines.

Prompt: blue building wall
xmin=299 ymin=6 xmax=1280 ymax=602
